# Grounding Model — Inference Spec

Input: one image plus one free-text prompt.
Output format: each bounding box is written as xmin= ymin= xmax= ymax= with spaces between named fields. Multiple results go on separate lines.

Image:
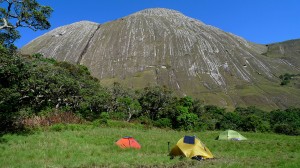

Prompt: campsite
xmin=1 ymin=0 xmax=300 ymax=167
xmin=0 ymin=121 xmax=299 ymax=167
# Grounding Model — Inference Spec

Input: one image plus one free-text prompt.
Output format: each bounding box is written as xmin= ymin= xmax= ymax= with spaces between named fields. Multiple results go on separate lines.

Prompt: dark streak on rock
xmin=155 ymin=68 xmax=160 ymax=85
xmin=77 ymin=24 xmax=101 ymax=64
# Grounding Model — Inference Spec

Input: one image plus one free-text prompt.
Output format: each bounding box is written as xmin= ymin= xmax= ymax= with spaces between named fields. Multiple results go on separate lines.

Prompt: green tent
xmin=216 ymin=130 xmax=247 ymax=140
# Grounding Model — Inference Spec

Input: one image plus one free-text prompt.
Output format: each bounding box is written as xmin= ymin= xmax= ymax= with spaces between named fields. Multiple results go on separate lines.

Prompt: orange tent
xmin=116 ymin=136 xmax=141 ymax=149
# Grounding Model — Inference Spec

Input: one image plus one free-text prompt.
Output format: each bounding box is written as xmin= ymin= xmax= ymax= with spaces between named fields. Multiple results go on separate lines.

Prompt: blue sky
xmin=15 ymin=0 xmax=300 ymax=48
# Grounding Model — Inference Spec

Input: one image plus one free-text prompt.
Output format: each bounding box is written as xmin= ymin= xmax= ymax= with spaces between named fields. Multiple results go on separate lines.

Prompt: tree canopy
xmin=0 ymin=0 xmax=53 ymax=47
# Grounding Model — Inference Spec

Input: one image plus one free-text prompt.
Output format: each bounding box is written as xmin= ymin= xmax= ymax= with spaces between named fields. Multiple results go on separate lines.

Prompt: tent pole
xmin=128 ymin=138 xmax=131 ymax=147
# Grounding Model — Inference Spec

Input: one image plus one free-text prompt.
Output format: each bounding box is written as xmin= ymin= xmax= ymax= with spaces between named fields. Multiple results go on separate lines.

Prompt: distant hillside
xmin=264 ymin=39 xmax=300 ymax=68
xmin=21 ymin=8 xmax=300 ymax=110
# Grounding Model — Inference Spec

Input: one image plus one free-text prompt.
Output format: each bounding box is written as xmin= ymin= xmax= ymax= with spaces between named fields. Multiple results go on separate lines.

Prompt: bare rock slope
xmin=21 ymin=8 xmax=300 ymax=110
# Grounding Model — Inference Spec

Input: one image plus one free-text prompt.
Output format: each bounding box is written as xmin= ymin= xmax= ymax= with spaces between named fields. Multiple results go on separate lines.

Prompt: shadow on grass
xmin=0 ymin=127 xmax=35 ymax=142
xmin=0 ymin=136 xmax=8 ymax=144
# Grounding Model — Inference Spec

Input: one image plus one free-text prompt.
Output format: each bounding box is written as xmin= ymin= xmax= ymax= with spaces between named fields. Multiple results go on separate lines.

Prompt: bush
xmin=154 ymin=118 xmax=171 ymax=128
xmin=138 ymin=86 xmax=175 ymax=120
xmin=274 ymin=124 xmax=300 ymax=135
xmin=176 ymin=106 xmax=199 ymax=130
xmin=279 ymin=73 xmax=300 ymax=86
xmin=21 ymin=111 xmax=84 ymax=128
xmin=240 ymin=115 xmax=262 ymax=132
xmin=195 ymin=105 xmax=225 ymax=130
xmin=49 ymin=123 xmax=65 ymax=132
xmin=49 ymin=123 xmax=90 ymax=132
xmin=137 ymin=116 xmax=153 ymax=126
xmin=218 ymin=112 xmax=241 ymax=130
xmin=92 ymin=112 xmax=110 ymax=126
xmin=270 ymin=108 xmax=300 ymax=135
xmin=109 ymin=111 xmax=127 ymax=121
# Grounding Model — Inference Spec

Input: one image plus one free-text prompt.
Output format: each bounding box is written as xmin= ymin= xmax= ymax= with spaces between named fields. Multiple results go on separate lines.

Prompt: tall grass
xmin=0 ymin=121 xmax=299 ymax=167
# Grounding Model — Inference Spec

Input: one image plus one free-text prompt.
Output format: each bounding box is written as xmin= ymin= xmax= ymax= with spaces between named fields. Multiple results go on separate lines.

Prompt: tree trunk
xmin=126 ymin=107 xmax=132 ymax=122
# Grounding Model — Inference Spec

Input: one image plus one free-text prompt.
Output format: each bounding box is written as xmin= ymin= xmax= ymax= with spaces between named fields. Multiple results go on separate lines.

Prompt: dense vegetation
xmin=1 ymin=46 xmax=299 ymax=136
xmin=279 ymin=73 xmax=300 ymax=85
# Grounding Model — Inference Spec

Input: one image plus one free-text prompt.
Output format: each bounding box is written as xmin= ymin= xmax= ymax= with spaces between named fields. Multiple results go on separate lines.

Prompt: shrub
xmin=240 ymin=115 xmax=262 ymax=132
xmin=137 ymin=116 xmax=153 ymax=126
xmin=270 ymin=108 xmax=300 ymax=135
xmin=154 ymin=118 xmax=172 ymax=128
xmin=176 ymin=106 xmax=199 ymax=130
xmin=98 ymin=112 xmax=110 ymax=125
xmin=21 ymin=111 xmax=84 ymax=128
xmin=279 ymin=73 xmax=300 ymax=86
xmin=49 ymin=123 xmax=90 ymax=132
xmin=273 ymin=124 xmax=300 ymax=135
xmin=218 ymin=112 xmax=241 ymax=130
xmin=138 ymin=86 xmax=175 ymax=120
xmin=50 ymin=123 xmax=65 ymax=132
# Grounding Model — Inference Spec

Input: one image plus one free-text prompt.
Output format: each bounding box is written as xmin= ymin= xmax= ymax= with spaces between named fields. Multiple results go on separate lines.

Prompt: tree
xmin=197 ymin=105 xmax=225 ymax=130
xmin=179 ymin=96 xmax=193 ymax=108
xmin=116 ymin=97 xmax=141 ymax=122
xmin=219 ymin=112 xmax=241 ymax=130
xmin=270 ymin=108 xmax=300 ymax=135
xmin=138 ymin=86 xmax=174 ymax=120
xmin=176 ymin=106 xmax=199 ymax=130
xmin=0 ymin=0 xmax=53 ymax=46
xmin=0 ymin=26 xmax=19 ymax=48
xmin=0 ymin=45 xmax=31 ymax=132
xmin=107 ymin=82 xmax=133 ymax=113
xmin=240 ymin=114 xmax=263 ymax=132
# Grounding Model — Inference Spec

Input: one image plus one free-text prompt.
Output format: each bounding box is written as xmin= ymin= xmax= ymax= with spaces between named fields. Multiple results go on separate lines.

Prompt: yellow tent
xmin=169 ymin=136 xmax=213 ymax=160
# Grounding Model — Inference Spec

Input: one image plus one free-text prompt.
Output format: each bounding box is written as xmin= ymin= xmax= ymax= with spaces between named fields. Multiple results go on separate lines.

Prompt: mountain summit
xmin=21 ymin=8 xmax=300 ymax=110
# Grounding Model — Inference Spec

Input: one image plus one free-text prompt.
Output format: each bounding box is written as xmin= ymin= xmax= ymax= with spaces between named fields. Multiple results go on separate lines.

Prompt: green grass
xmin=1 ymin=122 xmax=300 ymax=167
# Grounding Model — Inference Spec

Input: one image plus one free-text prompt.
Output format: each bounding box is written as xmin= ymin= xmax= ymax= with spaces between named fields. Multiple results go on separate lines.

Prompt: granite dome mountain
xmin=21 ymin=8 xmax=300 ymax=110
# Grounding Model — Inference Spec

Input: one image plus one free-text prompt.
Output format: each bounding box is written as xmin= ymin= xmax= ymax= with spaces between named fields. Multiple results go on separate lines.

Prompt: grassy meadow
xmin=0 ymin=121 xmax=300 ymax=168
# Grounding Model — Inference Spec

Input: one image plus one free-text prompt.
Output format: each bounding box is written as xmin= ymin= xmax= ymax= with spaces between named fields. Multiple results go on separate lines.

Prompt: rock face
xmin=21 ymin=8 xmax=300 ymax=110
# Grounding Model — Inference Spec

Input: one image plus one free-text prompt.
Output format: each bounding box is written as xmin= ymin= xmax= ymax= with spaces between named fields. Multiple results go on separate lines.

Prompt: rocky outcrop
xmin=21 ymin=21 xmax=100 ymax=64
xmin=21 ymin=8 xmax=300 ymax=110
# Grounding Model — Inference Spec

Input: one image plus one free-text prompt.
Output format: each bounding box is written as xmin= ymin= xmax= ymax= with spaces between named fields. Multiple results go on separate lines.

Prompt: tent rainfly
xmin=216 ymin=129 xmax=247 ymax=140
xmin=169 ymin=136 xmax=214 ymax=160
xmin=116 ymin=136 xmax=141 ymax=149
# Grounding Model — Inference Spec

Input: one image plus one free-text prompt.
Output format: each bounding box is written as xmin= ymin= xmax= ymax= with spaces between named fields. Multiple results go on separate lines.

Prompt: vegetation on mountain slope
xmin=1 ymin=46 xmax=299 ymax=135
xmin=279 ymin=73 xmax=300 ymax=86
